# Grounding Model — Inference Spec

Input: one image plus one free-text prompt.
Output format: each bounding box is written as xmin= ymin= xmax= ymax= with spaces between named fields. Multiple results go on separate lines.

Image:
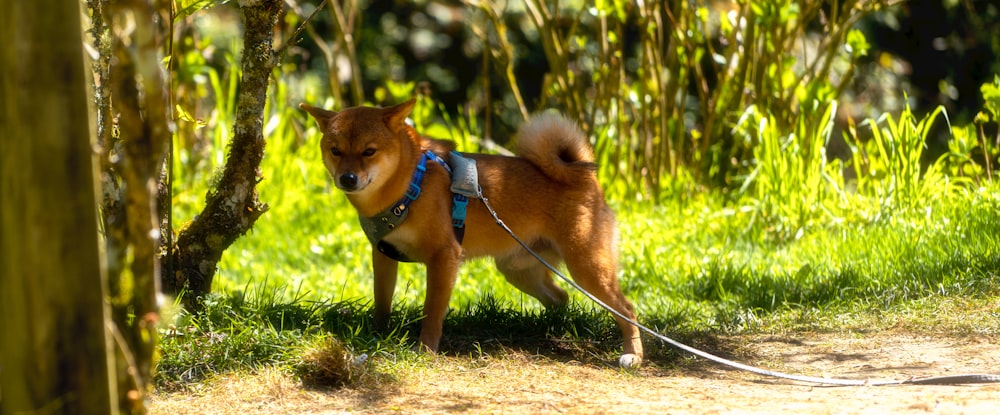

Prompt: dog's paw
xmin=618 ymin=353 xmax=642 ymax=369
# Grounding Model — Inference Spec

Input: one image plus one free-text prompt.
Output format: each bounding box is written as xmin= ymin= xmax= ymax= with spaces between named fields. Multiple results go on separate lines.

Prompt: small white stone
xmin=352 ymin=353 xmax=369 ymax=366
xmin=619 ymin=353 xmax=642 ymax=369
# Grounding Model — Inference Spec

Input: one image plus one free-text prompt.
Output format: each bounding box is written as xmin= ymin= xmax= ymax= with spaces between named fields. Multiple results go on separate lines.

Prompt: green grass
xmin=161 ymin=131 xmax=1000 ymax=386
xmin=162 ymin=79 xmax=1000 ymax=388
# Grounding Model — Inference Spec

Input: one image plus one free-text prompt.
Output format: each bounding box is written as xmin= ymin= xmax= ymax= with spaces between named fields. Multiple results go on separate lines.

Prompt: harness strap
xmin=445 ymin=150 xmax=479 ymax=247
xmin=359 ymin=151 xmax=474 ymax=263
xmin=358 ymin=153 xmax=429 ymax=262
xmin=426 ymin=152 xmax=472 ymax=245
xmin=452 ymin=193 xmax=468 ymax=243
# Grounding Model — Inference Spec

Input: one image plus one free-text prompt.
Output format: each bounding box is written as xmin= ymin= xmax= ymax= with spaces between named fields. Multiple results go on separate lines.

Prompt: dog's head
xmin=300 ymin=99 xmax=417 ymax=194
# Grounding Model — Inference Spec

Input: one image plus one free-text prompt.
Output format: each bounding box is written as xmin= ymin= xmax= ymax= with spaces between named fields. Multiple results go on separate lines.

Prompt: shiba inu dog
xmin=300 ymin=99 xmax=643 ymax=367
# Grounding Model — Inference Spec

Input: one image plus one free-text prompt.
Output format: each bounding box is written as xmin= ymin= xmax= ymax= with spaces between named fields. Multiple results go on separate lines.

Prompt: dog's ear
xmin=299 ymin=103 xmax=338 ymax=130
xmin=383 ymin=99 xmax=416 ymax=131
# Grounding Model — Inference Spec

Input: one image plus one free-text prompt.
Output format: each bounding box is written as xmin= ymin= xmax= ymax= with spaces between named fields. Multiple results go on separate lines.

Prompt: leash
xmin=474 ymin=187 xmax=1000 ymax=386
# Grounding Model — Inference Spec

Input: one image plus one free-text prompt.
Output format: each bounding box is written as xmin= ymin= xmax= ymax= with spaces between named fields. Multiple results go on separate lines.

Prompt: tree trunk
xmin=98 ymin=0 xmax=173 ymax=411
xmin=0 ymin=0 xmax=117 ymax=413
xmin=85 ymin=0 xmax=127 ymax=286
xmin=166 ymin=0 xmax=280 ymax=304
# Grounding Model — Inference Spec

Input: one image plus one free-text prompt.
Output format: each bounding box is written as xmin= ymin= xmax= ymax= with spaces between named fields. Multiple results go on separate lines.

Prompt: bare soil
xmin=152 ymin=330 xmax=999 ymax=414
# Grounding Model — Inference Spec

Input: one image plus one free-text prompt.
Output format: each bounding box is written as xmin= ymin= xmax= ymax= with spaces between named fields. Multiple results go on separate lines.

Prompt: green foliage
xmin=982 ymin=75 xmax=1000 ymax=121
xmin=160 ymin=1 xmax=1000 ymax=388
xmin=963 ymin=75 xmax=1000 ymax=182
xmin=734 ymin=87 xmax=998 ymax=243
xmin=845 ymin=29 xmax=870 ymax=59
xmin=941 ymin=123 xmax=989 ymax=182
xmin=534 ymin=0 xmax=891 ymax=199
xmin=847 ymin=104 xmax=951 ymax=213
xmin=735 ymin=102 xmax=840 ymax=242
xmin=174 ymin=0 xmax=232 ymax=18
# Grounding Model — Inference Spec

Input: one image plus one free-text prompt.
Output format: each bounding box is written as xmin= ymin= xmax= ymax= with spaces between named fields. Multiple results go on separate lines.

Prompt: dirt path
xmin=152 ymin=331 xmax=999 ymax=414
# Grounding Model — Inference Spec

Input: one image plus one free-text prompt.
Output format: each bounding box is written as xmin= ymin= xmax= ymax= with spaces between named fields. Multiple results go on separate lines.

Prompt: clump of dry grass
xmin=293 ymin=336 xmax=373 ymax=388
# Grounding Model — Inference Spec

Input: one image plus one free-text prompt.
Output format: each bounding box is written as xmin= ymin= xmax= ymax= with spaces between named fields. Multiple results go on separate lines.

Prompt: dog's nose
xmin=339 ymin=173 xmax=359 ymax=190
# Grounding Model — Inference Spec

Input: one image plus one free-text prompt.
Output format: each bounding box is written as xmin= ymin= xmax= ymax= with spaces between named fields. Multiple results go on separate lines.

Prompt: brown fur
xmin=300 ymin=99 xmax=643 ymax=366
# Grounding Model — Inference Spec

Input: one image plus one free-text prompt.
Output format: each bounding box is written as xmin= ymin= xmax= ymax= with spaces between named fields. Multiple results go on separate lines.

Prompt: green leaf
xmin=175 ymin=104 xmax=207 ymax=128
xmin=176 ymin=0 xmax=232 ymax=19
xmin=980 ymin=77 xmax=1000 ymax=120
xmin=845 ymin=29 xmax=870 ymax=58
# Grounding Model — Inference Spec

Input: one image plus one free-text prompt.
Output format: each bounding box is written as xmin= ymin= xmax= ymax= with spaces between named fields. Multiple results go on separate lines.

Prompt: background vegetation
xmin=156 ymin=0 xmax=999 ymax=389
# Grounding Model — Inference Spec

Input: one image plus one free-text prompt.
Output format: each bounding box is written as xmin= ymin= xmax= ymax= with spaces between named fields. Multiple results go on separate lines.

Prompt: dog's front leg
xmin=372 ymin=249 xmax=399 ymax=331
xmin=418 ymin=250 xmax=461 ymax=353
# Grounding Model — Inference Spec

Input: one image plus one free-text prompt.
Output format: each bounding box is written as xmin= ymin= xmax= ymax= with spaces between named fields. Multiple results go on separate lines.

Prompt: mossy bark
xmin=96 ymin=0 xmax=173 ymax=411
xmin=166 ymin=0 xmax=280 ymax=304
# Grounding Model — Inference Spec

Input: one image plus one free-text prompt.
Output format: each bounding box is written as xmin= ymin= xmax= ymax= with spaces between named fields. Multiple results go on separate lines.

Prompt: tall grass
xmin=734 ymin=102 xmax=840 ymax=242
xmin=847 ymin=105 xmax=952 ymax=214
xmin=498 ymin=0 xmax=892 ymax=199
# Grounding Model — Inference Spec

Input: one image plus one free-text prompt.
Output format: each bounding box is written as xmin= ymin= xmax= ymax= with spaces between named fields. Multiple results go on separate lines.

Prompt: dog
xmin=300 ymin=99 xmax=643 ymax=367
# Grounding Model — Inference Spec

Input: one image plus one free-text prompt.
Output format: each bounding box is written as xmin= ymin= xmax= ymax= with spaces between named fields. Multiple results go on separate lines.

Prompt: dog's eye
xmin=362 ymin=148 xmax=376 ymax=157
xmin=329 ymin=148 xmax=342 ymax=157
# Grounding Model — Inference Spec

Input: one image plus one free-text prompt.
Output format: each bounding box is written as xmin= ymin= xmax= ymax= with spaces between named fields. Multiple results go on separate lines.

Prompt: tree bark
xmin=86 ymin=0 xmax=128 ymax=286
xmin=166 ymin=0 xmax=279 ymax=304
xmin=0 ymin=0 xmax=117 ymax=413
xmin=99 ymin=0 xmax=173 ymax=411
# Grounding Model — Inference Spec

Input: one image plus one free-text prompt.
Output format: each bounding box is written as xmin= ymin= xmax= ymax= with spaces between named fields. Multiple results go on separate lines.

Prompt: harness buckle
xmin=405 ymin=182 xmax=421 ymax=201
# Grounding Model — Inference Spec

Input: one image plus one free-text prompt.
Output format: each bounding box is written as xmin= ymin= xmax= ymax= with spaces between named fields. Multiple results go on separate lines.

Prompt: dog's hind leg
xmin=563 ymin=253 xmax=643 ymax=366
xmin=559 ymin=214 xmax=644 ymax=367
xmin=495 ymin=247 xmax=569 ymax=307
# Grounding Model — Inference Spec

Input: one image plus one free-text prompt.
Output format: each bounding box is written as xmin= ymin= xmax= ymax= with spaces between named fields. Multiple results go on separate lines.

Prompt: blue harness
xmin=358 ymin=151 xmax=476 ymax=262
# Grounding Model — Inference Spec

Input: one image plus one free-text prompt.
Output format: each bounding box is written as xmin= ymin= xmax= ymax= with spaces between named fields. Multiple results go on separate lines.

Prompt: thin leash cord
xmin=477 ymin=192 xmax=1000 ymax=386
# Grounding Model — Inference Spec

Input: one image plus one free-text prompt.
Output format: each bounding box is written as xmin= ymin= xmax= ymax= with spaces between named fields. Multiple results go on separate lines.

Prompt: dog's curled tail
xmin=515 ymin=112 xmax=596 ymax=184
